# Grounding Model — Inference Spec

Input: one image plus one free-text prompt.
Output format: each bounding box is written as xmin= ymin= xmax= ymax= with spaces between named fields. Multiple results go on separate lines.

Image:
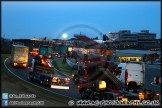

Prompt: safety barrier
xmin=66 ymin=58 xmax=76 ymax=68
xmin=154 ymin=76 xmax=161 ymax=84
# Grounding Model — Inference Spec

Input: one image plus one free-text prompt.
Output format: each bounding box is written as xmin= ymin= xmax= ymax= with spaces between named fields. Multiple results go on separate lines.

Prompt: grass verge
xmin=1 ymin=54 xmax=76 ymax=107
xmin=52 ymin=58 xmax=73 ymax=76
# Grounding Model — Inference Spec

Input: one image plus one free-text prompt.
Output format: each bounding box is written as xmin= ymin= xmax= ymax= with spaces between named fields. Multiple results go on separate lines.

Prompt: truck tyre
xmin=90 ymin=92 xmax=94 ymax=100
xmin=29 ymin=73 xmax=33 ymax=81
xmin=33 ymin=76 xmax=36 ymax=82
xmin=109 ymin=96 xmax=114 ymax=100
xmin=40 ymin=78 xmax=44 ymax=85
xmin=81 ymin=91 xmax=85 ymax=99
xmin=102 ymin=95 xmax=107 ymax=100
xmin=43 ymin=79 xmax=47 ymax=85
xmin=73 ymin=76 xmax=79 ymax=84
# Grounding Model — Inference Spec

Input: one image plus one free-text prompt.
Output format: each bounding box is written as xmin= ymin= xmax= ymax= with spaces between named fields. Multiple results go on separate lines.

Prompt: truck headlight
xmin=14 ymin=63 xmax=17 ymax=66
xmin=48 ymin=55 xmax=51 ymax=58
xmin=23 ymin=64 xmax=27 ymax=67
xmin=53 ymin=77 xmax=58 ymax=80
xmin=72 ymin=74 xmax=74 ymax=77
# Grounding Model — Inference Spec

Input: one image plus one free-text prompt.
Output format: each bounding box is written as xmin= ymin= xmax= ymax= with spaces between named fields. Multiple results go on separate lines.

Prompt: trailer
xmin=10 ymin=44 xmax=29 ymax=68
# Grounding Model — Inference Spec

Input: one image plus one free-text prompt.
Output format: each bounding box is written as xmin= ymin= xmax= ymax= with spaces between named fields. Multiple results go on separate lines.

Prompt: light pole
xmin=111 ymin=38 xmax=116 ymax=62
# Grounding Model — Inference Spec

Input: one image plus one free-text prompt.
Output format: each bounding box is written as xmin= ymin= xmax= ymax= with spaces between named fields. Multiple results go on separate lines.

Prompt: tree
xmin=103 ymin=34 xmax=109 ymax=41
xmin=93 ymin=36 xmax=98 ymax=40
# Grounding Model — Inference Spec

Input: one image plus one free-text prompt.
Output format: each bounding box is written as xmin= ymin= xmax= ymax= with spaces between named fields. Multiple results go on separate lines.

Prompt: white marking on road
xmin=151 ymin=82 xmax=161 ymax=87
xmin=4 ymin=58 xmax=78 ymax=100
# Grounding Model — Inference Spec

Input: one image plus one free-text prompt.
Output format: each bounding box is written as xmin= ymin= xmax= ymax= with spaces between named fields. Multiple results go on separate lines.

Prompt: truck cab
xmin=116 ymin=61 xmax=160 ymax=100
xmin=38 ymin=45 xmax=53 ymax=59
xmin=30 ymin=48 xmax=39 ymax=57
xmin=116 ymin=61 xmax=145 ymax=87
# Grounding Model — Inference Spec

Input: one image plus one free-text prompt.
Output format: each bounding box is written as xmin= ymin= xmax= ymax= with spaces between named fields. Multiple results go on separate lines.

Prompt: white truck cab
xmin=116 ymin=61 xmax=145 ymax=87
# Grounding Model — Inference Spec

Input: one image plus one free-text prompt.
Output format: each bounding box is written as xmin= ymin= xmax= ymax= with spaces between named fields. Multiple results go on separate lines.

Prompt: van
xmin=116 ymin=61 xmax=145 ymax=87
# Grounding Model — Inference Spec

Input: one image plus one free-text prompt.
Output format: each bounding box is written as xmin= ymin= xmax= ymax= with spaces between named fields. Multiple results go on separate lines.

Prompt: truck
xmin=30 ymin=48 xmax=39 ymax=57
xmin=48 ymin=46 xmax=53 ymax=58
xmin=58 ymin=44 xmax=67 ymax=57
xmin=116 ymin=61 xmax=160 ymax=100
xmin=28 ymin=55 xmax=70 ymax=89
xmin=72 ymin=60 xmax=117 ymax=84
xmin=10 ymin=44 xmax=29 ymax=68
xmin=38 ymin=45 xmax=53 ymax=59
xmin=73 ymin=62 xmax=141 ymax=101
xmin=73 ymin=61 xmax=160 ymax=101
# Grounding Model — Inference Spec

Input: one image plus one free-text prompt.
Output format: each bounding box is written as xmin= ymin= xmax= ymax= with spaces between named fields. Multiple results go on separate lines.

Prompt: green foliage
xmin=52 ymin=58 xmax=73 ymax=75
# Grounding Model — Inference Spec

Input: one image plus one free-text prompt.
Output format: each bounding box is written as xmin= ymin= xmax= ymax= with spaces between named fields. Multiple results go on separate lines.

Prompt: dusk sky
xmin=2 ymin=1 xmax=160 ymax=40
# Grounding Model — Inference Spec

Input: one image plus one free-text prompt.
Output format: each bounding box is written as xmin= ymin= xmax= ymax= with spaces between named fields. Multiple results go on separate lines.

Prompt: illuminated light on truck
xmin=138 ymin=92 xmax=144 ymax=100
xmin=23 ymin=64 xmax=27 ymax=67
xmin=19 ymin=57 xmax=24 ymax=61
xmin=119 ymin=95 xmax=123 ymax=99
xmin=71 ymin=74 xmax=74 ymax=77
xmin=48 ymin=54 xmax=51 ymax=58
xmin=14 ymin=63 xmax=17 ymax=66
xmin=99 ymin=81 xmax=106 ymax=90
xmin=54 ymin=77 xmax=58 ymax=79
xmin=64 ymin=78 xmax=70 ymax=82
xmin=78 ymin=85 xmax=82 ymax=89
xmin=51 ymin=85 xmax=69 ymax=90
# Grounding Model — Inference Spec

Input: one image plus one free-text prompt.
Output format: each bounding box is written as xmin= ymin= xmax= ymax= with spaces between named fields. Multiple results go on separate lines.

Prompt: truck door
xmin=31 ymin=59 xmax=35 ymax=72
xmin=34 ymin=72 xmax=41 ymax=81
xmin=116 ymin=66 xmax=125 ymax=83
xmin=126 ymin=62 xmax=145 ymax=86
xmin=79 ymin=69 xmax=87 ymax=83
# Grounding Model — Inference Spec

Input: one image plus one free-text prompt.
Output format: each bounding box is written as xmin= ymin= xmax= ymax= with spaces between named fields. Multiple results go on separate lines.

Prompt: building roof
xmin=115 ymin=49 xmax=161 ymax=56
xmin=12 ymin=44 xmax=28 ymax=48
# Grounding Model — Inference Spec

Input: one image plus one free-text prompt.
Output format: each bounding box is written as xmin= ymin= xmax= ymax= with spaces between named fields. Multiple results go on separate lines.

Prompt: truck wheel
xmin=73 ymin=76 xmax=79 ymax=84
xmin=109 ymin=96 xmax=114 ymax=100
xmin=40 ymin=79 xmax=44 ymax=85
xmin=90 ymin=92 xmax=94 ymax=100
xmin=102 ymin=95 xmax=107 ymax=100
xmin=43 ymin=79 xmax=46 ymax=85
xmin=33 ymin=76 xmax=36 ymax=82
xmin=29 ymin=74 xmax=33 ymax=81
xmin=81 ymin=91 xmax=85 ymax=99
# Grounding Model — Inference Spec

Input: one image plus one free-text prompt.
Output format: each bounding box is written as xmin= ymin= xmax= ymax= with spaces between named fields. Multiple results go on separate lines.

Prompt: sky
xmin=1 ymin=1 xmax=161 ymax=40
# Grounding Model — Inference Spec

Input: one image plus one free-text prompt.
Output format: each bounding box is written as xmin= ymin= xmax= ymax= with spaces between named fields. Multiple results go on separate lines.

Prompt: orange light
xmin=119 ymin=95 xmax=123 ymax=98
xmin=78 ymin=85 xmax=82 ymax=88
xmin=156 ymin=93 xmax=159 ymax=96
xmin=72 ymin=74 xmax=74 ymax=77
xmin=139 ymin=93 xmax=143 ymax=95
xmin=53 ymin=77 xmax=58 ymax=80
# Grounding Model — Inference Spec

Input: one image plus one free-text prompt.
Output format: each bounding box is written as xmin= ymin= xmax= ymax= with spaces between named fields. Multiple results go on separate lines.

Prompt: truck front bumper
xmin=13 ymin=62 xmax=27 ymax=67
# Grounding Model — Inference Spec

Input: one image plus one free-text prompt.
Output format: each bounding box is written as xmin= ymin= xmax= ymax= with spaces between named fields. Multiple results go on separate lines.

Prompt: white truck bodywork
xmin=116 ymin=61 xmax=145 ymax=87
